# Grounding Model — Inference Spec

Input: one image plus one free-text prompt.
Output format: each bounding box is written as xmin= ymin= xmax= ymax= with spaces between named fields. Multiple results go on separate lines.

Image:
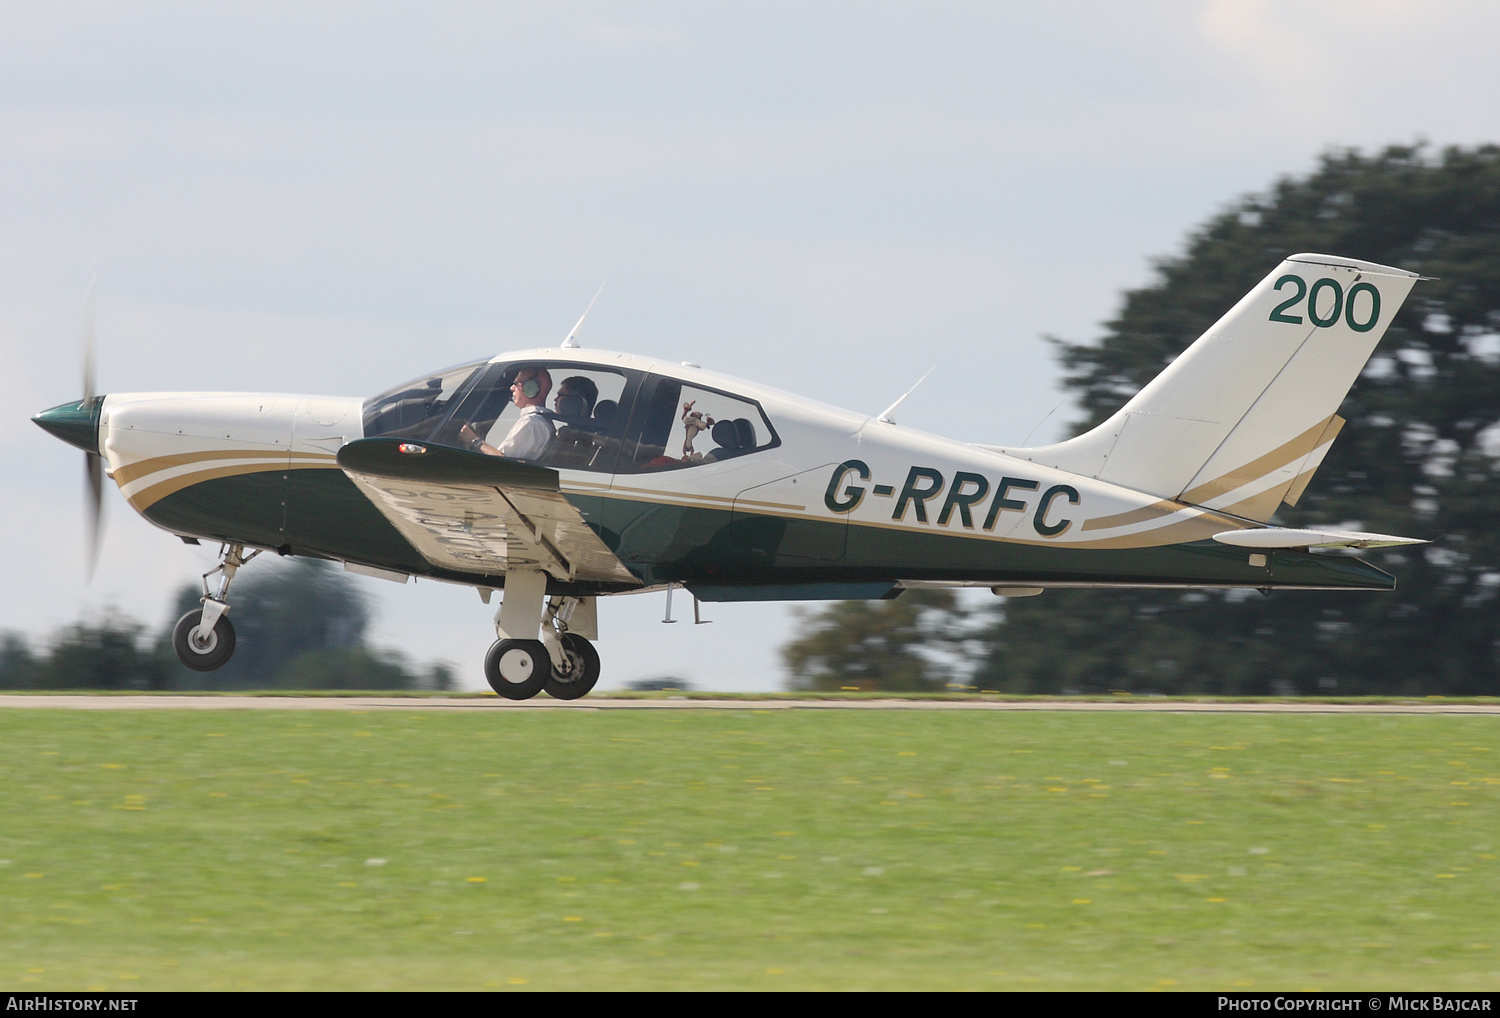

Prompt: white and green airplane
xmin=34 ymin=253 xmax=1427 ymax=699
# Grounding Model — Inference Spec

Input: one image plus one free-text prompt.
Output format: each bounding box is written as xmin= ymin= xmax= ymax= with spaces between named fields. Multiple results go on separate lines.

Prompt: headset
xmin=513 ymin=374 xmax=541 ymax=400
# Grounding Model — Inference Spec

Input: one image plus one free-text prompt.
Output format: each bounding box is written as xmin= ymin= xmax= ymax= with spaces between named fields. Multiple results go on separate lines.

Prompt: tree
xmin=0 ymin=560 xmax=455 ymax=691
xmin=47 ymin=615 xmax=170 ymax=690
xmin=1 ymin=617 xmax=167 ymax=690
xmin=783 ymin=588 xmax=969 ymax=691
xmin=0 ymin=633 xmax=40 ymax=689
xmin=973 ymin=144 xmax=1500 ymax=695
xmin=161 ymin=557 xmax=456 ymax=690
xmin=782 ymin=144 xmax=1500 ymax=695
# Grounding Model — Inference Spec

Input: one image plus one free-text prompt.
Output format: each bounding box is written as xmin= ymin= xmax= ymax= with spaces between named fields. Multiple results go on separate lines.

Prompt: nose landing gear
xmin=171 ymin=544 xmax=258 ymax=672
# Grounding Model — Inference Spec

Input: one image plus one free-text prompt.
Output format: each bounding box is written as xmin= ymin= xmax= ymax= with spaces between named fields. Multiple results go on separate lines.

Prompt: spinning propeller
xmin=32 ymin=271 xmax=107 ymax=578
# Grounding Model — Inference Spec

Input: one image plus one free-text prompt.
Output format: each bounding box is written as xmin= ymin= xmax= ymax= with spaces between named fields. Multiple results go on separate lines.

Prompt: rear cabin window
xmin=615 ymin=377 xmax=779 ymax=473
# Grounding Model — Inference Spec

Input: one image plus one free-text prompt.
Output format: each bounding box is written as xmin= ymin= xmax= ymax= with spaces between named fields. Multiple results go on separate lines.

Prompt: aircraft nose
xmin=33 ymin=396 xmax=104 ymax=454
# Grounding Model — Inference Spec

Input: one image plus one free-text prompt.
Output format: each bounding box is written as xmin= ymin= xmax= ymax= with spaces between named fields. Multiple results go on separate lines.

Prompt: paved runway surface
xmin=2 ymin=694 xmax=1497 ymax=713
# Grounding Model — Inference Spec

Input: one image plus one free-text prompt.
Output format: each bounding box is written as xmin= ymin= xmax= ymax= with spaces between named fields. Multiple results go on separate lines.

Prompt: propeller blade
xmin=85 ymin=452 xmax=104 ymax=579
xmin=82 ymin=268 xmax=102 ymax=578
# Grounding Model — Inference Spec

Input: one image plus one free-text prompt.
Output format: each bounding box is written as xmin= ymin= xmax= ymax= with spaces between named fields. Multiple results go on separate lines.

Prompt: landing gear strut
xmin=171 ymin=544 xmax=258 ymax=672
xmin=483 ymin=582 xmax=600 ymax=700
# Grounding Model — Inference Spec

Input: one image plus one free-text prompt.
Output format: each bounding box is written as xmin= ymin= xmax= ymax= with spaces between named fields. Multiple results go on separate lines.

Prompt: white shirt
xmin=494 ymin=405 xmax=554 ymax=460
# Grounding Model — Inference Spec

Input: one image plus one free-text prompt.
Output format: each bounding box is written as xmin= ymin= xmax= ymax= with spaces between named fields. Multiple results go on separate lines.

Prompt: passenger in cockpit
xmin=553 ymin=375 xmax=599 ymax=424
xmin=460 ymin=366 xmax=555 ymax=460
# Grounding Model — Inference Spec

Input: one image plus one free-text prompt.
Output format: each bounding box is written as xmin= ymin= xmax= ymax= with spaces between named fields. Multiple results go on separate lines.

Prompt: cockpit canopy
xmin=362 ymin=357 xmax=780 ymax=473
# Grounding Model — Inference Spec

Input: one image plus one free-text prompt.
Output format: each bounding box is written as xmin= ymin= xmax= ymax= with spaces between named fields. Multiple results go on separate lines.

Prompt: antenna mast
xmin=561 ymin=282 xmax=606 ymax=349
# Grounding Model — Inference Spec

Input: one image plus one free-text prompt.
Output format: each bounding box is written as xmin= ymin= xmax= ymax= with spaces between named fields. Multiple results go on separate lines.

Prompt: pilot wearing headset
xmin=459 ymin=366 xmax=555 ymax=460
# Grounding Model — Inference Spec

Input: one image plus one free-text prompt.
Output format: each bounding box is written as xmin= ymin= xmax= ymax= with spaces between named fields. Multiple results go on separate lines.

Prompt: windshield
xmin=361 ymin=360 xmax=488 ymax=441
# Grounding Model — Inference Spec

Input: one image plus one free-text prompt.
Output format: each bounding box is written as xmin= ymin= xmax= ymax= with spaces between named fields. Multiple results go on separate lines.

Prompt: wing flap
xmin=337 ymin=438 xmax=639 ymax=584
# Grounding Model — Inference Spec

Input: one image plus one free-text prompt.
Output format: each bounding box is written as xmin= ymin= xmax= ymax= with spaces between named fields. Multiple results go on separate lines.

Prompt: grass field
xmin=1 ymin=705 xmax=1496 ymax=990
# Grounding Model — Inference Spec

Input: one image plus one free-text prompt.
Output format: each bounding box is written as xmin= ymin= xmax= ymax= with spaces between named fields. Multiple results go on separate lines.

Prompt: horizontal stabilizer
xmin=1212 ymin=528 xmax=1427 ymax=550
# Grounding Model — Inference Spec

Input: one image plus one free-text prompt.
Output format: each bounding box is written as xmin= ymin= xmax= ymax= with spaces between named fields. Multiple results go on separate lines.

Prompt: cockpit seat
xmin=733 ymin=418 xmax=756 ymax=449
xmin=542 ymin=427 xmax=606 ymax=469
xmin=564 ymin=399 xmax=617 ymax=436
xmin=708 ymin=419 xmax=743 ymax=461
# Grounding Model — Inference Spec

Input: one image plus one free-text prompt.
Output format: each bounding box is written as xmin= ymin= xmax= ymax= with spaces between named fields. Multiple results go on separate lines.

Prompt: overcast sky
xmin=5 ymin=1 xmax=1499 ymax=692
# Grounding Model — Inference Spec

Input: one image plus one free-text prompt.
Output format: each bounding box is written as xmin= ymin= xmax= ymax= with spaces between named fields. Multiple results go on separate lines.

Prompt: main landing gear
xmin=483 ymin=583 xmax=601 ymax=700
xmin=172 ymin=544 xmax=258 ymax=672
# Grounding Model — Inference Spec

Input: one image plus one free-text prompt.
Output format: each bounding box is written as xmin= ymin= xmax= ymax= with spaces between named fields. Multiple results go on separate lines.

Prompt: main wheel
xmin=543 ymin=633 xmax=601 ymax=700
xmin=484 ymin=639 xmax=549 ymax=700
xmin=172 ymin=609 xmax=237 ymax=672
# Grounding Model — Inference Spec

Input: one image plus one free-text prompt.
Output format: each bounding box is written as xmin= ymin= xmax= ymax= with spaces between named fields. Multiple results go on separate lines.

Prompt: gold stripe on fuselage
xmin=1080 ymin=499 xmax=1183 ymax=532
xmin=120 ymin=450 xmax=338 ymax=512
xmin=114 ymin=448 xmax=281 ymax=486
xmin=590 ymin=482 xmax=804 ymax=513
xmin=1178 ymin=414 xmax=1335 ymax=507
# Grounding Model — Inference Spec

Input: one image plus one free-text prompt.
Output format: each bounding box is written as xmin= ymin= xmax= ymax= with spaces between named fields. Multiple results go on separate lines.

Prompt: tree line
xmin=785 ymin=144 xmax=1500 ymax=696
xmin=0 ymin=558 xmax=454 ymax=691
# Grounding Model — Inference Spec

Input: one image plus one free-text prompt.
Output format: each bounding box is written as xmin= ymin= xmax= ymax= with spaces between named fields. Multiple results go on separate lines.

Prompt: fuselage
xmin=45 ymin=348 xmax=1396 ymax=597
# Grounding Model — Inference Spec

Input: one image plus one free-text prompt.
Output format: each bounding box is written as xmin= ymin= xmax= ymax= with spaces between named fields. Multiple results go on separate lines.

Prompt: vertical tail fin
xmin=1000 ymin=253 xmax=1419 ymax=520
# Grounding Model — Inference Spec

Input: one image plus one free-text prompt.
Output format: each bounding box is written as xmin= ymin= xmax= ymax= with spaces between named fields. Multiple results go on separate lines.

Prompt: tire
xmin=543 ymin=633 xmax=601 ymax=700
xmin=172 ymin=609 xmax=237 ymax=672
xmin=484 ymin=639 xmax=549 ymax=700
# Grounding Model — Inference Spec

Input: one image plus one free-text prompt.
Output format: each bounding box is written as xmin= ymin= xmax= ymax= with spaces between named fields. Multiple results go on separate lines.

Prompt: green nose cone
xmin=33 ymin=397 xmax=103 ymax=454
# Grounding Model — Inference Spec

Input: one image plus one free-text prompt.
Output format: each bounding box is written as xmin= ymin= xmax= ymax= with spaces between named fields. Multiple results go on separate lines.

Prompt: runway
xmin=2 ymin=694 xmax=1497 ymax=713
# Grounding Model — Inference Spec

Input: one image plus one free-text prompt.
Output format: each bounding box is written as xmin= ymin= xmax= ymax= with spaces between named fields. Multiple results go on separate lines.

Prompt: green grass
xmin=1 ymin=708 xmax=1496 ymax=990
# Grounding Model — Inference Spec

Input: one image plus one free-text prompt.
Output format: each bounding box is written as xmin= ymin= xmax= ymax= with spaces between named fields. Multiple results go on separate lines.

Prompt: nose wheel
xmin=170 ymin=543 xmax=257 ymax=672
xmin=172 ymin=607 xmax=237 ymax=671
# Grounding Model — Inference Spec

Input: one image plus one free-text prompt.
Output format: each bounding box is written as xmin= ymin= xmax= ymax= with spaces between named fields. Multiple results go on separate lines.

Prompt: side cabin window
xmin=367 ymin=359 xmax=638 ymax=473
xmin=364 ymin=361 xmax=778 ymax=474
xmin=615 ymin=375 xmax=779 ymax=473
xmin=458 ymin=363 xmax=634 ymax=473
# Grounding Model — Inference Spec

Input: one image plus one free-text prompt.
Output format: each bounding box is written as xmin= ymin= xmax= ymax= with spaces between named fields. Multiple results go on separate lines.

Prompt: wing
xmin=336 ymin=438 xmax=640 ymax=585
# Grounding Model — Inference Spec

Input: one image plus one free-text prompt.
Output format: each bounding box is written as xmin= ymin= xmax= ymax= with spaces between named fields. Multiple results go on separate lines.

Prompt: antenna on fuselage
xmin=560 ymin=282 xmax=606 ymax=349
xmin=1020 ymin=396 xmax=1068 ymax=447
xmin=876 ymin=365 xmax=936 ymax=424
